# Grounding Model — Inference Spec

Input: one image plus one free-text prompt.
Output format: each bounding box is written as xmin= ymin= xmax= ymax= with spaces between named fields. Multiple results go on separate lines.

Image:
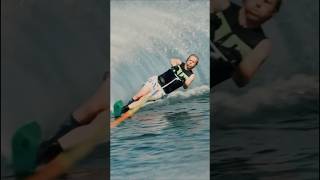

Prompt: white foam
xmin=168 ymin=85 xmax=210 ymax=99
xmin=110 ymin=0 xmax=210 ymax=105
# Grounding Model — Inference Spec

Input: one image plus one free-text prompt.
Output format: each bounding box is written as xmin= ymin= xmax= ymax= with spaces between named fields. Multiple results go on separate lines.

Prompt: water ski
xmin=113 ymin=100 xmax=124 ymax=118
xmin=110 ymin=95 xmax=150 ymax=128
xmin=11 ymin=121 xmax=42 ymax=176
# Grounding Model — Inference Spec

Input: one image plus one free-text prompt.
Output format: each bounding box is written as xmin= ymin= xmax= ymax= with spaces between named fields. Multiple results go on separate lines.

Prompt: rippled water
xmin=211 ymin=0 xmax=319 ymax=179
xmin=111 ymin=92 xmax=210 ymax=180
xmin=211 ymin=90 xmax=319 ymax=180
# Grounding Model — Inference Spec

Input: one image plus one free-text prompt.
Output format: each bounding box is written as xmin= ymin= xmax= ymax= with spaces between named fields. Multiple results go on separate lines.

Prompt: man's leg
xmin=132 ymin=84 xmax=152 ymax=101
xmin=128 ymin=82 xmax=165 ymax=110
xmin=49 ymin=80 xmax=107 ymax=142
xmin=37 ymin=76 xmax=108 ymax=164
xmin=122 ymin=82 xmax=152 ymax=113
xmin=73 ymin=80 xmax=107 ymax=125
xmin=128 ymin=92 xmax=152 ymax=110
xmin=58 ymin=110 xmax=107 ymax=150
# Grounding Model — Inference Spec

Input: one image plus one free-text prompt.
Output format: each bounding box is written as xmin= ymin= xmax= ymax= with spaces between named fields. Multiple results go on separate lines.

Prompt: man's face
xmin=243 ymin=0 xmax=278 ymax=24
xmin=186 ymin=56 xmax=198 ymax=69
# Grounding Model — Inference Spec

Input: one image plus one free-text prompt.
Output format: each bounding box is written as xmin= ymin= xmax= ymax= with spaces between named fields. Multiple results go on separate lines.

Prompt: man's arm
xmin=232 ymin=39 xmax=272 ymax=87
xmin=170 ymin=58 xmax=182 ymax=66
xmin=211 ymin=0 xmax=230 ymax=13
xmin=183 ymin=74 xmax=195 ymax=89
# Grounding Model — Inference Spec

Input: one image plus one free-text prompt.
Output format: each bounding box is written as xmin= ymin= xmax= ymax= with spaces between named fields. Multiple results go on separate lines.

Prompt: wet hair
xmin=274 ymin=0 xmax=282 ymax=12
xmin=186 ymin=54 xmax=199 ymax=65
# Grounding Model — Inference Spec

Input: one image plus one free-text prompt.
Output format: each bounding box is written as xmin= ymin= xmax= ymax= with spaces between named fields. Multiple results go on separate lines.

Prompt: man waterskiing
xmin=211 ymin=0 xmax=282 ymax=87
xmin=119 ymin=54 xmax=199 ymax=117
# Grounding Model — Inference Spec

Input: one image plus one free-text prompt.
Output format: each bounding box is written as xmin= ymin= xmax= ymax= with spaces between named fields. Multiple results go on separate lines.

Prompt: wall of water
xmin=111 ymin=0 xmax=210 ymax=105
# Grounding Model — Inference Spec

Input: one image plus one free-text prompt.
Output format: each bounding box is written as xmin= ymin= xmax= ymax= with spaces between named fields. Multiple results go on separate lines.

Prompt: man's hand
xmin=232 ymin=39 xmax=272 ymax=87
xmin=183 ymin=74 xmax=195 ymax=89
xmin=170 ymin=58 xmax=182 ymax=66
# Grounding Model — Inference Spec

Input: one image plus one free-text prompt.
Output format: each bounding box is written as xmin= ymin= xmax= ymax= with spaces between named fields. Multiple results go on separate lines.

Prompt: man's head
xmin=243 ymin=0 xmax=282 ymax=24
xmin=186 ymin=54 xmax=199 ymax=70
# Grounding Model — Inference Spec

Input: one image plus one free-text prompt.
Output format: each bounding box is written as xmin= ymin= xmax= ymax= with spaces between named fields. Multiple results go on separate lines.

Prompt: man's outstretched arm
xmin=183 ymin=74 xmax=195 ymax=89
xmin=232 ymin=39 xmax=272 ymax=87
